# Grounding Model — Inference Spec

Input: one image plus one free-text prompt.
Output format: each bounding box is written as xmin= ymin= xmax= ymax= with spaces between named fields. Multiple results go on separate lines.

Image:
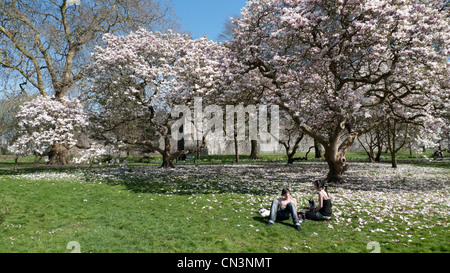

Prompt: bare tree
xmin=271 ymin=114 xmax=314 ymax=164
xmin=357 ymin=125 xmax=386 ymax=163
xmin=217 ymin=14 xmax=240 ymax=42
xmin=385 ymin=118 xmax=410 ymax=168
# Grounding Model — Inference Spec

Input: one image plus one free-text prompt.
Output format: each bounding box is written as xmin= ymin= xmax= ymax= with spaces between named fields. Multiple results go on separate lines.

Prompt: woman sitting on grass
xmin=299 ymin=180 xmax=332 ymax=221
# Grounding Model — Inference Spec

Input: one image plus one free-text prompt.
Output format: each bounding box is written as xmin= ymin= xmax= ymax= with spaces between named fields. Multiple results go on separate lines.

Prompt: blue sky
xmin=171 ymin=0 xmax=247 ymax=41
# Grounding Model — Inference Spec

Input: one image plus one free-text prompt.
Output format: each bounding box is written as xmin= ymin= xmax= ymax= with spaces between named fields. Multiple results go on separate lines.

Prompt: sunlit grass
xmin=0 ymin=161 xmax=448 ymax=253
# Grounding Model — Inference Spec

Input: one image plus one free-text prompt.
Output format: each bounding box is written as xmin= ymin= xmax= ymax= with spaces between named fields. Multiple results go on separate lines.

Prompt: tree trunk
xmin=34 ymin=152 xmax=40 ymax=163
xmin=314 ymin=139 xmax=322 ymax=158
xmin=324 ymin=149 xmax=348 ymax=184
xmin=322 ymin=129 xmax=357 ymax=184
xmin=14 ymin=155 xmax=19 ymax=172
xmin=249 ymin=140 xmax=260 ymax=159
xmin=234 ymin=132 xmax=239 ymax=164
xmin=45 ymin=95 xmax=71 ymax=166
xmin=375 ymin=130 xmax=383 ymax=162
xmin=160 ymin=153 xmax=175 ymax=168
xmin=160 ymin=136 xmax=175 ymax=168
xmin=375 ymin=143 xmax=382 ymax=162
xmin=157 ymin=132 xmax=206 ymax=168
xmin=196 ymin=140 xmax=201 ymax=160
xmin=289 ymin=115 xmax=377 ymax=184
xmin=386 ymin=118 xmax=405 ymax=169
xmin=287 ymin=145 xmax=313 ymax=164
xmin=391 ymin=152 xmax=398 ymax=168
xmin=357 ymin=135 xmax=376 ymax=163
xmin=287 ymin=152 xmax=297 ymax=164
xmin=368 ymin=151 xmax=376 ymax=163
xmin=47 ymin=143 xmax=69 ymax=165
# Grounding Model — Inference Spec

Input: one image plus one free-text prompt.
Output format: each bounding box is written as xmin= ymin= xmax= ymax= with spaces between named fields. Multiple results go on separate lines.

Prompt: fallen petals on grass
xmin=2 ymin=161 xmax=448 ymax=251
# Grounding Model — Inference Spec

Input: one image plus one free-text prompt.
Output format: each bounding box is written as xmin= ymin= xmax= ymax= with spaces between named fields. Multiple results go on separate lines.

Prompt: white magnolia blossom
xmin=72 ymin=143 xmax=108 ymax=165
xmin=9 ymin=96 xmax=88 ymax=155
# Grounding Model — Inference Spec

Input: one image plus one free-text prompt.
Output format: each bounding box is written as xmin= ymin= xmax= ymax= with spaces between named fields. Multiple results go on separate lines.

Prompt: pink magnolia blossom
xmin=224 ymin=0 xmax=449 ymax=181
xmin=89 ymin=29 xmax=228 ymax=167
xmin=229 ymin=0 xmax=448 ymax=132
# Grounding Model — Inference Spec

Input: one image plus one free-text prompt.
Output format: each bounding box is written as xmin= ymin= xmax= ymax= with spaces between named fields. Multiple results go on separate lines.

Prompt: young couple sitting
xmin=263 ymin=180 xmax=332 ymax=231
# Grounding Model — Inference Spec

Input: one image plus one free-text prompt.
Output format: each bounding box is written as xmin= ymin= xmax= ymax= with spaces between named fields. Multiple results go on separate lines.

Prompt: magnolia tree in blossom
xmin=0 ymin=0 xmax=178 ymax=165
xmin=72 ymin=142 xmax=109 ymax=166
xmin=9 ymin=96 xmax=88 ymax=165
xmin=225 ymin=0 xmax=449 ymax=182
xmin=88 ymin=29 xmax=227 ymax=168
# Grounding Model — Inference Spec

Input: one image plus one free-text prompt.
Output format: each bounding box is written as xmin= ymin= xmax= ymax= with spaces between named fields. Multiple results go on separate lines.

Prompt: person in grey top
xmin=266 ymin=187 xmax=302 ymax=231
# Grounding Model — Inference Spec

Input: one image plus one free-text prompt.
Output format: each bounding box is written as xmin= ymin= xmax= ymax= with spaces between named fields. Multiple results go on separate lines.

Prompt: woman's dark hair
xmin=281 ymin=188 xmax=290 ymax=196
xmin=314 ymin=179 xmax=329 ymax=196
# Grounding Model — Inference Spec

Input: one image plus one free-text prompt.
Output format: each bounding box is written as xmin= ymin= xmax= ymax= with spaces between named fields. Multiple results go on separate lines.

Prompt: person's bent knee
xmin=286 ymin=202 xmax=295 ymax=209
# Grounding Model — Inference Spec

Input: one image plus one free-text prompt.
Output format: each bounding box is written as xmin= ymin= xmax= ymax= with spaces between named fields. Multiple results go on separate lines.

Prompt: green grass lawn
xmin=0 ymin=160 xmax=448 ymax=253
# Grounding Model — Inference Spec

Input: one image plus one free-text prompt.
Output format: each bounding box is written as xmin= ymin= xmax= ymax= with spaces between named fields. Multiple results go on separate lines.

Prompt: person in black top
xmin=299 ymin=179 xmax=332 ymax=221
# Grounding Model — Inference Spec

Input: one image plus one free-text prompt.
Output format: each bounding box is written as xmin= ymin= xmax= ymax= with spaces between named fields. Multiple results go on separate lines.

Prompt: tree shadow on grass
xmin=3 ymin=163 xmax=446 ymax=195
xmin=77 ymin=164 xmax=319 ymax=196
xmin=80 ymin=164 xmax=447 ymax=195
